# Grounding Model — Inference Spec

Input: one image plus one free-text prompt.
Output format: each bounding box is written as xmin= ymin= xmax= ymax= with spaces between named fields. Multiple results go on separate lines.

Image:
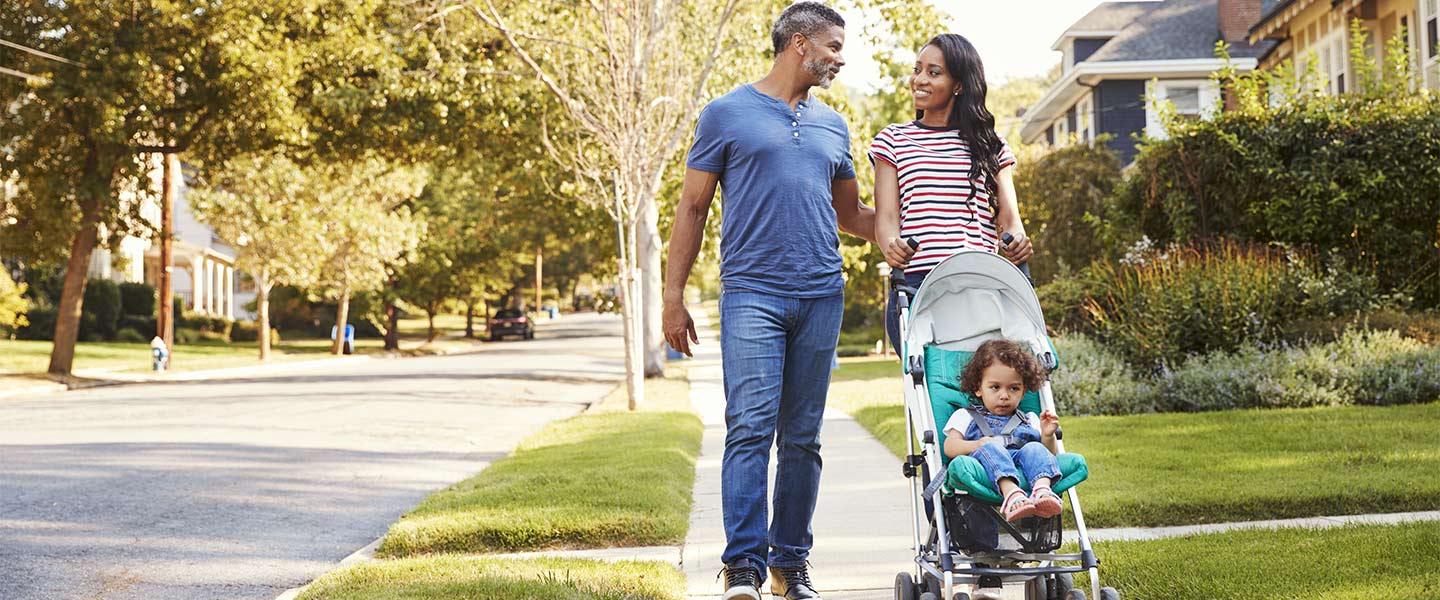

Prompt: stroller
xmin=890 ymin=248 xmax=1119 ymax=600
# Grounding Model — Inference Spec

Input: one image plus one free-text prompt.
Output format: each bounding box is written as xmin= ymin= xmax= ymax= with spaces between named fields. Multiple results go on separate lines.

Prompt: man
xmin=662 ymin=3 xmax=876 ymax=599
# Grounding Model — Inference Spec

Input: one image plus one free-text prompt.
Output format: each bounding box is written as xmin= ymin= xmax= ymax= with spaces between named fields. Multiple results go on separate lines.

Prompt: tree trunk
xmin=535 ymin=247 xmax=543 ymax=316
xmin=331 ymin=287 xmax=350 ymax=355
xmin=384 ymin=301 xmax=399 ymax=351
xmin=465 ymin=300 xmax=475 ymax=338
xmin=47 ymin=149 xmax=105 ymax=376
xmin=638 ymin=193 xmax=665 ymax=377
xmin=257 ymin=280 xmax=272 ymax=361
xmin=383 ymin=275 xmax=399 ymax=351
xmin=625 ymin=218 xmax=645 ymax=410
xmin=426 ymin=308 xmax=437 ymax=343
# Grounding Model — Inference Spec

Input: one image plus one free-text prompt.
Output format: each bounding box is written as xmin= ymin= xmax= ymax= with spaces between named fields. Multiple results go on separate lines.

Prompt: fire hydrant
xmin=150 ymin=336 xmax=169 ymax=372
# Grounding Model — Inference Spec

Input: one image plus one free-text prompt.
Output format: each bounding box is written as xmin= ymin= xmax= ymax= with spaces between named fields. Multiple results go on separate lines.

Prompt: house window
xmin=1146 ymin=80 xmax=1218 ymax=139
xmin=1078 ymin=96 xmax=1094 ymax=142
xmin=1316 ymin=28 xmax=1349 ymax=94
xmin=1428 ymin=0 xmax=1439 ymax=59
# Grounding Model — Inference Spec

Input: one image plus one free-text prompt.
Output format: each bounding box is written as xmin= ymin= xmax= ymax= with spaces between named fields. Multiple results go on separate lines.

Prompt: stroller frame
xmin=891 ymin=251 xmax=1113 ymax=600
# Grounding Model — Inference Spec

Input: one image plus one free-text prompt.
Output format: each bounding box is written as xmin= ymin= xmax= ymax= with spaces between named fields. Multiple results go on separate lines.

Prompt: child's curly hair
xmin=960 ymin=338 xmax=1046 ymax=395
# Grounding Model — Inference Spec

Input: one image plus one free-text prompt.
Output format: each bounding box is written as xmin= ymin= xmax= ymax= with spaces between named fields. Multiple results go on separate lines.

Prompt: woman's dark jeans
xmin=885 ymin=270 xmax=929 ymax=352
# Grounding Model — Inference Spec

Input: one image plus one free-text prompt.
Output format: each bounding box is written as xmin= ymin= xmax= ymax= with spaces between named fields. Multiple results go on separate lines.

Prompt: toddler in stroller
xmin=890 ymin=249 xmax=1119 ymax=600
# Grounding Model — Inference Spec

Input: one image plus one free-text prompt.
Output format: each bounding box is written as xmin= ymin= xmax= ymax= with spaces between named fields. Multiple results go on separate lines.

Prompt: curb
xmin=273 ymin=535 xmax=384 ymax=600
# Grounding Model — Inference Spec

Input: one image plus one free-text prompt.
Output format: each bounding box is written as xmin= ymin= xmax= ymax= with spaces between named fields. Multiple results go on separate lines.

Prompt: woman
xmin=870 ymin=33 xmax=1032 ymax=348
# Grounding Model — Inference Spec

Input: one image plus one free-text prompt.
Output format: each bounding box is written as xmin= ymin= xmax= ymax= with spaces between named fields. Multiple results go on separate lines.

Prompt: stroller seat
xmin=924 ymin=346 xmax=1089 ymax=505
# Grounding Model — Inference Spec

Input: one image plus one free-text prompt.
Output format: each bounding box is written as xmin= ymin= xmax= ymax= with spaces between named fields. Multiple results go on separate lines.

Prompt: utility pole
xmin=157 ymin=153 xmax=179 ymax=358
xmin=534 ymin=247 xmax=543 ymax=313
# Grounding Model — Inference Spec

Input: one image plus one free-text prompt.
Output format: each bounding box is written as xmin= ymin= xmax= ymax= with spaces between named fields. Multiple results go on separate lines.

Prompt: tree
xmin=434 ymin=0 xmax=788 ymax=409
xmin=188 ymin=153 xmax=330 ymax=359
xmin=0 ymin=1 xmax=345 ymax=375
xmin=316 ymin=159 xmax=427 ymax=355
xmin=0 ymin=270 xmax=28 ymax=332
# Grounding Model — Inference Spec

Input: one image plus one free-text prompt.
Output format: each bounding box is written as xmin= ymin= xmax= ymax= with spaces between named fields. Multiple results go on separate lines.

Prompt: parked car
xmin=488 ymin=308 xmax=534 ymax=341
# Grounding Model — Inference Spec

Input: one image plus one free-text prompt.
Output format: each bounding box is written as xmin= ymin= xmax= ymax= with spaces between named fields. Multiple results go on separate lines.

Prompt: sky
xmin=837 ymin=0 xmax=1114 ymax=91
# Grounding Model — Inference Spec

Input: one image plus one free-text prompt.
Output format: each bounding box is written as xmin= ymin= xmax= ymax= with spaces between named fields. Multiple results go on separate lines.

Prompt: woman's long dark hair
xmin=916 ymin=33 xmax=1002 ymax=205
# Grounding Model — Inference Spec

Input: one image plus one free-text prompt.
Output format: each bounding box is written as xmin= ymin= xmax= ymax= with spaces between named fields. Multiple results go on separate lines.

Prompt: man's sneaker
xmin=769 ymin=564 xmax=822 ymax=599
xmin=721 ymin=564 xmax=761 ymax=600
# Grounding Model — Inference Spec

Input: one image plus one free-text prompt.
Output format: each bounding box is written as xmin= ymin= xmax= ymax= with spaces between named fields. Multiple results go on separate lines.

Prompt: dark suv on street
xmin=488 ymin=308 xmax=534 ymax=341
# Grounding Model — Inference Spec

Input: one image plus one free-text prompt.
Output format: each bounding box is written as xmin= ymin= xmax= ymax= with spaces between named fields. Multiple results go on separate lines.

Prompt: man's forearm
xmin=840 ymin=204 xmax=878 ymax=243
xmin=664 ymin=204 xmax=707 ymax=301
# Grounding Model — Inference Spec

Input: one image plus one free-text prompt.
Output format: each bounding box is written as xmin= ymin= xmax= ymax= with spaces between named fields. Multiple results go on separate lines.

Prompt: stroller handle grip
xmin=1001 ymin=232 xmax=1032 ymax=280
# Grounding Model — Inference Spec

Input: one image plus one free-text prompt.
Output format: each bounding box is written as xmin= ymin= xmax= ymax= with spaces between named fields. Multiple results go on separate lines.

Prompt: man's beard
xmin=805 ymin=55 xmax=839 ymax=89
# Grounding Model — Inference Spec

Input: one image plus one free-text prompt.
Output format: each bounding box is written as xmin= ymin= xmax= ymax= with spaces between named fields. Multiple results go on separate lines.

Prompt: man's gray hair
xmin=771 ymin=2 xmax=845 ymax=56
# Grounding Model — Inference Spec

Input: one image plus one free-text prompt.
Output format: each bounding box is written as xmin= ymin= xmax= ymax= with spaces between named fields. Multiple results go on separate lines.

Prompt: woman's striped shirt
xmin=868 ymin=121 xmax=1016 ymax=275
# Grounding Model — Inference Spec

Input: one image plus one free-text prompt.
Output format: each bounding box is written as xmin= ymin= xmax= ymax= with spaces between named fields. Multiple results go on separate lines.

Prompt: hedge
xmin=1051 ymin=330 xmax=1440 ymax=416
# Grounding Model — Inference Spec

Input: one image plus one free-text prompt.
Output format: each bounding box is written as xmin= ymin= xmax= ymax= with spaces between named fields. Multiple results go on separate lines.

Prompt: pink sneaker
xmin=1001 ymin=489 xmax=1036 ymax=522
xmin=1031 ymin=486 xmax=1063 ymax=518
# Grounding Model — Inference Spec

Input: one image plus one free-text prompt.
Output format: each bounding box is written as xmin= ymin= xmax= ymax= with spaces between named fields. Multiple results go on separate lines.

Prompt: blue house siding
xmin=1095 ymin=79 xmax=1146 ymax=163
xmin=1073 ymin=38 xmax=1109 ymax=63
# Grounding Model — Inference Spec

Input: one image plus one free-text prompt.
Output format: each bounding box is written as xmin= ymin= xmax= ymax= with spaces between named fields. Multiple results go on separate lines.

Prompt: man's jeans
xmin=970 ymin=440 xmax=1062 ymax=490
xmin=719 ymin=289 xmax=843 ymax=575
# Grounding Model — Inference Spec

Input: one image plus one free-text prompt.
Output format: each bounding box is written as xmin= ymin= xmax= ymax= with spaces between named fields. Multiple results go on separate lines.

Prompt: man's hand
xmin=663 ymin=298 xmax=698 ymax=357
xmin=1039 ymin=410 xmax=1059 ymax=437
xmin=882 ymin=236 xmax=916 ymax=269
xmin=1001 ymin=232 xmax=1033 ymax=266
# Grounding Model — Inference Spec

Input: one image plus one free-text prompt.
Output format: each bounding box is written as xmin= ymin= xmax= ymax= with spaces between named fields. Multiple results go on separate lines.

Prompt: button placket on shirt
xmin=791 ymin=102 xmax=805 ymax=144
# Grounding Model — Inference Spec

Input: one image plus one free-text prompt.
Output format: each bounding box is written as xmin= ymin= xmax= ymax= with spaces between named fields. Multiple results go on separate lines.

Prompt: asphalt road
xmin=0 ymin=312 xmax=624 ymax=600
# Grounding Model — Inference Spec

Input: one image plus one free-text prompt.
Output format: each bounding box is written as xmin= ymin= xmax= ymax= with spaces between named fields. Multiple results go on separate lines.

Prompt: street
xmin=0 ymin=313 xmax=623 ymax=600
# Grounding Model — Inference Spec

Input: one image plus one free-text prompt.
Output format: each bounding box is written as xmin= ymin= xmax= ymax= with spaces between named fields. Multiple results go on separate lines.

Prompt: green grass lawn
xmin=0 ymin=314 xmax=486 ymax=384
xmin=1091 ymin=521 xmax=1440 ymax=600
xmin=297 ymin=556 xmax=685 ymax=600
xmin=827 ymin=360 xmax=1440 ymax=528
xmin=377 ymin=376 xmax=701 ymax=556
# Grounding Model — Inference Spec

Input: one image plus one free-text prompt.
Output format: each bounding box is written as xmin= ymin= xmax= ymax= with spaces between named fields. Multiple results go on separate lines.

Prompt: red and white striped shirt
xmin=869 ymin=121 xmax=1016 ymax=275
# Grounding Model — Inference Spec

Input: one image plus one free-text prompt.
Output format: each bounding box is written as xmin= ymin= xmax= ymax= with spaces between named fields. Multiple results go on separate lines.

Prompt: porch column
xmin=223 ymin=265 xmax=234 ymax=320
xmin=193 ymin=257 xmax=206 ymax=313
xmin=213 ymin=261 xmax=224 ymax=315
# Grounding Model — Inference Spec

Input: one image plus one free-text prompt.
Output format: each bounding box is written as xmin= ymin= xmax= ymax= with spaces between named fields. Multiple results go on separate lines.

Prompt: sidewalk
xmin=681 ymin=310 xmax=913 ymax=600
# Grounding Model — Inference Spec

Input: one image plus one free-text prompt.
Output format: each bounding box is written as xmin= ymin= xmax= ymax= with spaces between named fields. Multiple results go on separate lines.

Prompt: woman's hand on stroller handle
xmin=1000 ymin=232 xmax=1034 ymax=267
xmin=882 ymin=236 xmax=918 ymax=269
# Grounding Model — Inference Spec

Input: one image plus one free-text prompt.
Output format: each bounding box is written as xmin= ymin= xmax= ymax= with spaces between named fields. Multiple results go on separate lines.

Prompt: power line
xmin=0 ymin=38 xmax=85 ymax=68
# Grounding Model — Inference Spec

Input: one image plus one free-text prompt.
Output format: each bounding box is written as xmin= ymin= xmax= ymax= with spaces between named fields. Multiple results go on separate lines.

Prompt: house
xmin=1248 ymin=0 xmax=1440 ymax=92
xmin=83 ymin=155 xmax=252 ymax=320
xmin=1020 ymin=0 xmax=1279 ymax=163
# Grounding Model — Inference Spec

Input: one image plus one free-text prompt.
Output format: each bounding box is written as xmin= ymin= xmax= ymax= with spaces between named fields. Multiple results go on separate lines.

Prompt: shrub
xmin=230 ymin=320 xmax=281 ymax=344
xmin=1013 ymin=140 xmax=1123 ymax=285
xmin=1282 ymin=310 xmax=1440 ymax=345
xmin=1036 ymin=269 xmax=1102 ymax=334
xmin=1154 ymin=330 xmax=1440 ymax=412
xmin=0 ymin=270 xmax=29 ymax=332
xmin=175 ymin=328 xmax=202 ymax=345
xmin=1085 ymin=240 xmax=1307 ymax=370
xmin=81 ymin=278 xmax=122 ymax=341
xmin=117 ymin=282 xmax=156 ymax=316
xmin=1050 ymin=333 xmax=1155 ymax=416
xmin=116 ymin=316 xmax=157 ymax=339
xmin=1111 ymin=90 xmax=1440 ymax=306
xmin=114 ymin=328 xmax=146 ymax=343
xmin=15 ymin=307 xmax=55 ymax=340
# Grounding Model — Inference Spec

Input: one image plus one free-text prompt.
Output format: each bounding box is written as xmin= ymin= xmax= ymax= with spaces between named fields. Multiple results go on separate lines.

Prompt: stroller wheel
xmin=919 ymin=594 xmax=937 ymax=600
xmin=1099 ymin=587 xmax=1120 ymax=600
xmin=894 ymin=572 xmax=918 ymax=600
xmin=1064 ymin=591 xmax=1087 ymax=600
xmin=1024 ymin=575 xmax=1048 ymax=600
xmin=1053 ymin=573 xmax=1075 ymax=599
